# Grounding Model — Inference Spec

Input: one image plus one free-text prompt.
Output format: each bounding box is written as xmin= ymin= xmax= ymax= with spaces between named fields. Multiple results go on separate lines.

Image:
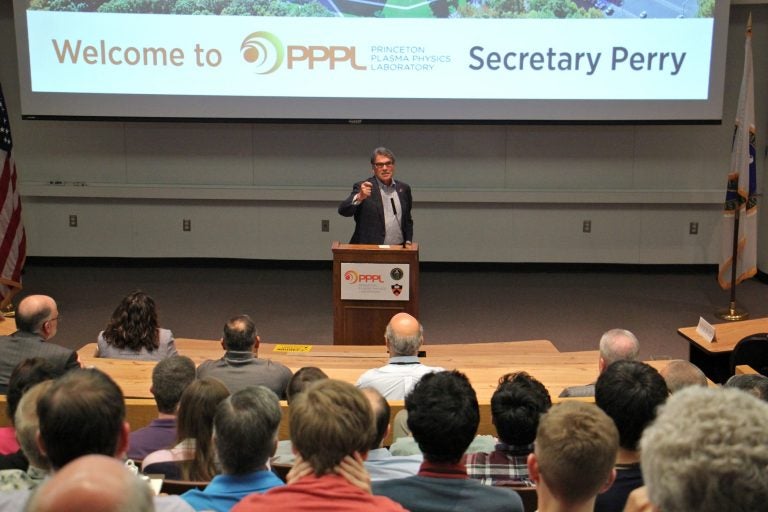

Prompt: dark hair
xmin=176 ymin=377 xmax=230 ymax=480
xmin=361 ymin=388 xmax=391 ymax=450
xmin=595 ymin=360 xmax=668 ymax=451
xmin=6 ymin=358 xmax=59 ymax=425
xmin=370 ymin=147 xmax=396 ymax=165
xmin=214 ymin=386 xmax=281 ymax=475
xmin=102 ymin=291 xmax=160 ymax=352
xmin=491 ymin=371 xmax=551 ymax=446
xmin=286 ymin=367 xmax=328 ymax=404
xmin=725 ymin=374 xmax=768 ymax=402
xmin=37 ymin=369 xmax=126 ymax=470
xmin=406 ymin=370 xmax=479 ymax=464
xmin=222 ymin=315 xmax=257 ymax=352
xmin=152 ymin=356 xmax=196 ymax=414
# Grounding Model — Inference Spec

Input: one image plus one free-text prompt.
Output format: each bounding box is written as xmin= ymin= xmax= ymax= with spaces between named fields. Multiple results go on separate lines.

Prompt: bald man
xmin=559 ymin=328 xmax=640 ymax=398
xmin=355 ymin=313 xmax=443 ymax=399
xmin=0 ymin=295 xmax=79 ymax=394
xmin=25 ymin=455 xmax=154 ymax=512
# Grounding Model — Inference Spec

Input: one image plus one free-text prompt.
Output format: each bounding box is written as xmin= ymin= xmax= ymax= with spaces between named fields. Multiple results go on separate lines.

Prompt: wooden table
xmin=0 ymin=317 xmax=17 ymax=336
xmin=678 ymin=317 xmax=768 ymax=383
xmin=7 ymin=337 xmax=678 ymax=445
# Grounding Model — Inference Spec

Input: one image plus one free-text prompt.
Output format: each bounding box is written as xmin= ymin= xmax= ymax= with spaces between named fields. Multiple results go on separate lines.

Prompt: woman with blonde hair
xmin=142 ymin=377 xmax=230 ymax=481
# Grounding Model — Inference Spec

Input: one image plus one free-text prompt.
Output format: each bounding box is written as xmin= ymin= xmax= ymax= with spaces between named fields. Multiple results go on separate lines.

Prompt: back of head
xmin=598 ymin=329 xmax=640 ymax=367
xmin=361 ymin=387 xmax=391 ymax=450
xmin=286 ymin=367 xmax=329 ymax=405
xmin=15 ymin=380 xmax=54 ymax=471
xmin=214 ymin=386 xmax=281 ymax=475
xmin=103 ymin=291 xmax=159 ymax=351
xmin=535 ymin=401 xmax=618 ymax=505
xmin=37 ymin=369 xmax=126 ymax=470
xmin=385 ymin=312 xmax=423 ymax=357
xmin=595 ymin=360 xmax=668 ymax=451
xmin=151 ymin=356 xmax=196 ymax=414
xmin=491 ymin=371 xmax=552 ymax=446
xmin=6 ymin=357 xmax=59 ymax=425
xmin=640 ymin=386 xmax=768 ymax=512
xmin=290 ymin=379 xmax=375 ymax=476
xmin=660 ymin=359 xmax=708 ymax=393
xmin=724 ymin=373 xmax=768 ymax=401
xmin=222 ymin=315 xmax=257 ymax=352
xmin=405 ymin=370 xmax=479 ymax=464
xmin=26 ymin=454 xmax=153 ymax=512
xmin=176 ymin=377 xmax=230 ymax=480
xmin=15 ymin=295 xmax=55 ymax=336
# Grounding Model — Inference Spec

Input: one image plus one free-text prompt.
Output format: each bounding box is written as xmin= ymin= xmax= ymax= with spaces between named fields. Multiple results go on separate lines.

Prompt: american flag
xmin=0 ymin=83 xmax=27 ymax=310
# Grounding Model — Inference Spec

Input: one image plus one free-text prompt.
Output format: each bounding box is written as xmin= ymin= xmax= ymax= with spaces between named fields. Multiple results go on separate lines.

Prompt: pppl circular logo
xmin=344 ymin=270 xmax=360 ymax=284
xmin=241 ymin=31 xmax=284 ymax=74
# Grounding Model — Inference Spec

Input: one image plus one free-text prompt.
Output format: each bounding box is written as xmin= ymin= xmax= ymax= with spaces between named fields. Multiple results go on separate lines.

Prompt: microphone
xmin=390 ymin=197 xmax=397 ymax=215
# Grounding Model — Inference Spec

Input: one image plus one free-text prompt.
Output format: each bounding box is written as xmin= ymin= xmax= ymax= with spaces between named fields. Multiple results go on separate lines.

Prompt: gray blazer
xmin=0 ymin=331 xmax=80 ymax=394
xmin=96 ymin=328 xmax=177 ymax=361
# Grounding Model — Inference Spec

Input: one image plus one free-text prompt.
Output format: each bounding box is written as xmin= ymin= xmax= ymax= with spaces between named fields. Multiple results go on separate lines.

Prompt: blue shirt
xmin=181 ymin=470 xmax=284 ymax=512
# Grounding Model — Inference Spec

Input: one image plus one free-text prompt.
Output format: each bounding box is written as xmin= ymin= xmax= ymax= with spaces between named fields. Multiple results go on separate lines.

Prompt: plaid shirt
xmin=465 ymin=443 xmax=534 ymax=487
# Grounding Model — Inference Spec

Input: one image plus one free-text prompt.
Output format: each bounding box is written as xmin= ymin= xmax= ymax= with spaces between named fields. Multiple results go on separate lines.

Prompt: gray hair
xmin=385 ymin=322 xmax=423 ymax=357
xmin=598 ymin=328 xmax=639 ymax=366
xmin=15 ymin=381 xmax=53 ymax=470
xmin=640 ymin=386 xmax=768 ymax=512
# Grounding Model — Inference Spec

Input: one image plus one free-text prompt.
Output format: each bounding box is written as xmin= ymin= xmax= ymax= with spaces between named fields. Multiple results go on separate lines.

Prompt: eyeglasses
xmin=47 ymin=315 xmax=61 ymax=324
xmin=373 ymin=161 xmax=394 ymax=169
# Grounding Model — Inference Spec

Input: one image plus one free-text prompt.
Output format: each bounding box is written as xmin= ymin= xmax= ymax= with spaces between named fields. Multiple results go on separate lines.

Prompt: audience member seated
xmin=0 ymin=381 xmax=53 ymax=491
xmin=181 ymin=386 xmax=284 ymax=511
xmin=25 ymin=454 xmax=154 ymax=512
xmin=594 ymin=361 xmax=668 ymax=512
xmin=0 ymin=368 xmax=192 ymax=511
xmin=97 ymin=291 xmax=177 ymax=361
xmin=724 ymin=373 xmax=768 ymax=401
xmin=142 ymin=377 xmax=230 ymax=481
xmin=272 ymin=367 xmax=329 ymax=465
xmin=373 ymin=371 xmax=524 ymax=512
xmin=197 ymin=315 xmax=292 ymax=399
xmin=0 ymin=295 xmax=80 ymax=395
xmin=466 ymin=371 xmax=551 ymax=487
xmin=234 ymin=380 xmax=407 ymax=512
xmin=128 ymin=355 xmax=197 ymax=461
xmin=356 ymin=313 xmax=443 ymax=400
xmin=0 ymin=358 xmax=58 ymax=456
xmin=360 ymin=387 xmax=422 ymax=481
xmin=528 ymin=401 xmax=618 ymax=512
xmin=659 ymin=359 xmax=707 ymax=393
xmin=626 ymin=386 xmax=768 ymax=512
xmin=559 ymin=328 xmax=639 ymax=397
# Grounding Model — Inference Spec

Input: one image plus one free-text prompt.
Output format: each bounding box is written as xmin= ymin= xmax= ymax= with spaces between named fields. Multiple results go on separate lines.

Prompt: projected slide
xmin=14 ymin=0 xmax=725 ymax=121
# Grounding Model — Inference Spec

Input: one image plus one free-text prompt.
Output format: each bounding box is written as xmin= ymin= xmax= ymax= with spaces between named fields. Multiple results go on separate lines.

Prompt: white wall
xmin=1 ymin=3 xmax=766 ymax=264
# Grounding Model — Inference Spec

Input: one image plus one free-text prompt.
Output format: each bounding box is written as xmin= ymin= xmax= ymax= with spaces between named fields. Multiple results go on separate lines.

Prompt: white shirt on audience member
xmin=355 ymin=356 xmax=443 ymax=400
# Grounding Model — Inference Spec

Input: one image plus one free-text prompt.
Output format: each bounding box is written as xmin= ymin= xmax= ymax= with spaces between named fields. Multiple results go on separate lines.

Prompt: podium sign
xmin=332 ymin=242 xmax=419 ymax=345
xmin=340 ymin=263 xmax=410 ymax=301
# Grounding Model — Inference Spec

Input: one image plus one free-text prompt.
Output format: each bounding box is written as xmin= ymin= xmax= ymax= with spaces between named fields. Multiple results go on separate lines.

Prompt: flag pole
xmin=716 ymin=208 xmax=747 ymax=320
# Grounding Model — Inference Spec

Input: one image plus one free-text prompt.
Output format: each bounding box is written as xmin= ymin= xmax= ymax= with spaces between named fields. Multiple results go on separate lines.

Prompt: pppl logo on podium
xmin=341 ymin=263 xmax=410 ymax=301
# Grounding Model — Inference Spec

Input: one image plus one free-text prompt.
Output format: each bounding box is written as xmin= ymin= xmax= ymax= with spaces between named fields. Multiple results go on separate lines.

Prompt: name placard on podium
xmin=340 ymin=263 xmax=410 ymax=301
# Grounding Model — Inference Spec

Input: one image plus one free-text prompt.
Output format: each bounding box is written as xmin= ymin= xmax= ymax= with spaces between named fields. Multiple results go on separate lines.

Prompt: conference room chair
xmin=729 ymin=333 xmax=768 ymax=377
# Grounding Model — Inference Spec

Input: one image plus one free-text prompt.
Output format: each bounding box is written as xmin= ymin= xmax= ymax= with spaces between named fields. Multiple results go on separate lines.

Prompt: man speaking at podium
xmin=338 ymin=147 xmax=413 ymax=245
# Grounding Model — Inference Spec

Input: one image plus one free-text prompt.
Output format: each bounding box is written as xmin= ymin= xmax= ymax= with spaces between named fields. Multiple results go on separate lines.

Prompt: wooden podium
xmin=332 ymin=242 xmax=419 ymax=345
